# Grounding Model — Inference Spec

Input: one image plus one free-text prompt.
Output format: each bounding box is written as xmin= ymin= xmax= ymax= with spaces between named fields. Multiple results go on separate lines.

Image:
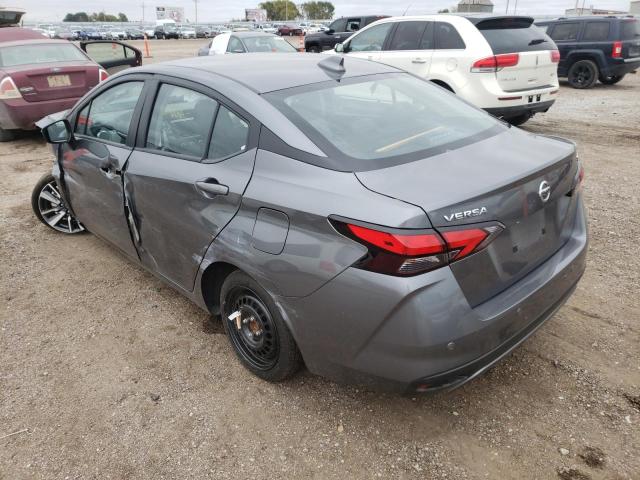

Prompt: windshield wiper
xmin=528 ymin=38 xmax=547 ymax=46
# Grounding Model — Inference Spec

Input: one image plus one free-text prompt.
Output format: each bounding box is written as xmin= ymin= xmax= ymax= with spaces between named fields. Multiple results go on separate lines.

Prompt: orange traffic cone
xmin=143 ymin=34 xmax=153 ymax=59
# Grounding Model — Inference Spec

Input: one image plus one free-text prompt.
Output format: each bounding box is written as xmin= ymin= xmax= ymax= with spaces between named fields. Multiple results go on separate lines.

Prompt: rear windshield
xmin=265 ymin=73 xmax=502 ymax=166
xmin=0 ymin=44 xmax=86 ymax=67
xmin=243 ymin=36 xmax=297 ymax=52
xmin=620 ymin=20 xmax=640 ymax=40
xmin=476 ymin=18 xmax=555 ymax=55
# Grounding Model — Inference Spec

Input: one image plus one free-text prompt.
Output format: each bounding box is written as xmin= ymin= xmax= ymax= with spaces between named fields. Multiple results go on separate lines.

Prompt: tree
xmin=300 ymin=1 xmax=334 ymax=20
xmin=259 ymin=1 xmax=300 ymax=21
xmin=117 ymin=12 xmax=128 ymax=22
xmin=63 ymin=12 xmax=90 ymax=22
xmin=438 ymin=8 xmax=450 ymax=13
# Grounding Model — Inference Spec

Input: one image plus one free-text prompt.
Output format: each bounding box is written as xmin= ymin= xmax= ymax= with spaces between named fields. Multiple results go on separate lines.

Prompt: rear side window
xmin=329 ymin=18 xmax=347 ymax=32
xmin=549 ymin=23 xmax=580 ymax=41
xmin=146 ymin=84 xmax=218 ymax=158
xmin=208 ymin=106 xmax=249 ymax=160
xmin=582 ymin=22 xmax=610 ymax=41
xmin=387 ymin=21 xmax=428 ymax=51
xmin=434 ymin=22 xmax=465 ymax=49
xmin=347 ymin=23 xmax=393 ymax=52
xmin=227 ymin=36 xmax=245 ymax=53
xmin=620 ymin=20 xmax=640 ymax=40
xmin=476 ymin=18 xmax=555 ymax=54
xmin=80 ymin=82 xmax=144 ymax=144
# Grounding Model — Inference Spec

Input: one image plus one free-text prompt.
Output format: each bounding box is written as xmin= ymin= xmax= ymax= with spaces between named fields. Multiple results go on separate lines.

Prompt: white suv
xmin=332 ymin=15 xmax=560 ymax=125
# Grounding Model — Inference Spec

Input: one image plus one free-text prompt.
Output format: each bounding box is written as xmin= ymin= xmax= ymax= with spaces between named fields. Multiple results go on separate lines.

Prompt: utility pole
xmin=286 ymin=1 xmax=288 ymax=21
xmin=505 ymin=0 xmax=510 ymax=14
xmin=513 ymin=0 xmax=518 ymax=14
xmin=194 ymin=0 xmax=198 ymax=25
xmin=141 ymin=1 xmax=145 ymax=25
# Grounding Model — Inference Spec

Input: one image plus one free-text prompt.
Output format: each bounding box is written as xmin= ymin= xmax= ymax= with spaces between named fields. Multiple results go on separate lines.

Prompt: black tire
xmin=567 ymin=59 xmax=598 ymax=89
xmin=503 ymin=113 xmax=531 ymax=126
xmin=155 ymin=34 xmax=161 ymax=40
xmin=0 ymin=126 xmax=16 ymax=142
xmin=220 ymin=270 xmax=302 ymax=382
xmin=599 ymin=74 xmax=625 ymax=85
xmin=306 ymin=45 xmax=321 ymax=53
xmin=31 ymin=173 xmax=85 ymax=234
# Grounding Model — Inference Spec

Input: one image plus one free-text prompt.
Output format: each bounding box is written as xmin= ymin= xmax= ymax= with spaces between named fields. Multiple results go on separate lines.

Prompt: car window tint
xmin=582 ymin=22 xmax=610 ymax=41
xmin=208 ymin=105 xmax=249 ymax=160
xmin=83 ymin=81 xmax=143 ymax=144
xmin=620 ymin=20 xmax=640 ymax=40
xmin=146 ymin=84 xmax=217 ymax=158
xmin=346 ymin=18 xmax=362 ymax=32
xmin=549 ymin=23 xmax=579 ymax=41
xmin=434 ymin=22 xmax=465 ymax=49
xmin=75 ymin=103 xmax=90 ymax=135
xmin=419 ymin=22 xmax=435 ymax=49
xmin=387 ymin=21 xmax=428 ymax=51
xmin=476 ymin=19 xmax=554 ymax=54
xmin=347 ymin=22 xmax=393 ymax=52
xmin=0 ymin=43 xmax=86 ymax=67
xmin=330 ymin=18 xmax=347 ymax=32
xmin=227 ymin=36 xmax=245 ymax=53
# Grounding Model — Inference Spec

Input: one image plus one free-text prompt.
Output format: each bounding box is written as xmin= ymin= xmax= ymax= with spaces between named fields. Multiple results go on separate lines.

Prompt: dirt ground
xmin=1 ymin=40 xmax=639 ymax=480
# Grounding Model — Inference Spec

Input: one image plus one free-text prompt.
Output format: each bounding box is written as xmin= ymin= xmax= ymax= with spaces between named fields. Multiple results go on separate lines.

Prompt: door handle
xmin=195 ymin=180 xmax=229 ymax=196
xmin=412 ymin=58 xmax=427 ymax=64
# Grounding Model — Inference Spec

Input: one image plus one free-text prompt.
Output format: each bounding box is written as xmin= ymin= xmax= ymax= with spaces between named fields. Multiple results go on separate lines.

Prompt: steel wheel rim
xmin=38 ymin=180 xmax=84 ymax=234
xmin=225 ymin=287 xmax=279 ymax=370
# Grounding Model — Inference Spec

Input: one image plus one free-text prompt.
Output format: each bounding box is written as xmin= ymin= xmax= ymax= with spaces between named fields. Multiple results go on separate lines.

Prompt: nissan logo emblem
xmin=538 ymin=180 xmax=551 ymax=203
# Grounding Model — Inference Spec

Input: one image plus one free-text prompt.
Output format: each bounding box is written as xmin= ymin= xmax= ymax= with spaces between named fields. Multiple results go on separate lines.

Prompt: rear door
xmin=379 ymin=21 xmax=434 ymax=78
xmin=80 ymin=41 xmax=142 ymax=74
xmin=61 ymin=76 xmax=148 ymax=259
xmin=475 ymin=17 xmax=558 ymax=91
xmin=430 ymin=21 xmax=467 ymax=83
xmin=124 ymin=78 xmax=257 ymax=291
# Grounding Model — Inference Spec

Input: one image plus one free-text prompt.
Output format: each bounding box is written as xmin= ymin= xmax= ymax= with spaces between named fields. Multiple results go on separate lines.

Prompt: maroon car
xmin=0 ymin=28 xmax=141 ymax=141
xmin=277 ymin=24 xmax=303 ymax=36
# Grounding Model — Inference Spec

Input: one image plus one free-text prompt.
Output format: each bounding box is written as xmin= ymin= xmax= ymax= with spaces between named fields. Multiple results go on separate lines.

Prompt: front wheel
xmin=0 ymin=126 xmax=16 ymax=142
xmin=599 ymin=74 xmax=625 ymax=85
xmin=220 ymin=271 xmax=302 ymax=382
xmin=567 ymin=60 xmax=598 ymax=89
xmin=31 ymin=173 xmax=85 ymax=234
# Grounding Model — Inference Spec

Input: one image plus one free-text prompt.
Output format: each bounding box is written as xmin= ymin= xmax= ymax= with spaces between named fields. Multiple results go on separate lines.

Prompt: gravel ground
xmin=1 ymin=40 xmax=639 ymax=480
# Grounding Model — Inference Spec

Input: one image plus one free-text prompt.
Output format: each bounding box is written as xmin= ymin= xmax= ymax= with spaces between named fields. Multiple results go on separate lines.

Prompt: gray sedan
xmin=33 ymin=54 xmax=588 ymax=393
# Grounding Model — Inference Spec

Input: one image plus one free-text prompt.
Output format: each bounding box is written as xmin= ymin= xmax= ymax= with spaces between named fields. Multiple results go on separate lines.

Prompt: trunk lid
xmin=6 ymin=62 xmax=98 ymax=102
xmin=495 ymin=50 xmax=557 ymax=91
xmin=355 ymin=128 xmax=580 ymax=306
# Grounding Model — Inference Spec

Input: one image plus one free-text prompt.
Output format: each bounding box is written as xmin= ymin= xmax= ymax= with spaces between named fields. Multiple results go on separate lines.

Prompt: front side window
xmin=434 ymin=22 xmax=465 ymax=49
xmin=82 ymin=81 xmax=144 ymax=144
xmin=582 ymin=22 xmax=610 ymax=41
xmin=265 ymin=73 xmax=500 ymax=164
xmin=347 ymin=23 xmax=393 ymax=52
xmin=146 ymin=84 xmax=217 ymax=158
xmin=387 ymin=21 xmax=428 ymax=51
xmin=329 ymin=18 xmax=347 ymax=32
xmin=227 ymin=36 xmax=245 ymax=53
xmin=549 ymin=23 xmax=579 ymax=41
xmin=208 ymin=106 xmax=249 ymax=160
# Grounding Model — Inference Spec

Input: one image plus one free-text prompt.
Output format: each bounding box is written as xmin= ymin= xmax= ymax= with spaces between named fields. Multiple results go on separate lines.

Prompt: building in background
xmin=630 ymin=1 xmax=640 ymax=14
xmin=245 ymin=8 xmax=267 ymax=22
xmin=457 ymin=0 xmax=494 ymax=13
xmin=156 ymin=6 xmax=185 ymax=23
xmin=564 ymin=7 xmax=628 ymax=15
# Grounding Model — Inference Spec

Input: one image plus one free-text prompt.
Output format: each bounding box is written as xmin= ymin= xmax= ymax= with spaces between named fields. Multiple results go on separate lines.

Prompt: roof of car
xmin=144 ymin=53 xmax=400 ymax=94
xmin=230 ymin=31 xmax=280 ymax=38
xmin=0 ymin=27 xmax=49 ymax=42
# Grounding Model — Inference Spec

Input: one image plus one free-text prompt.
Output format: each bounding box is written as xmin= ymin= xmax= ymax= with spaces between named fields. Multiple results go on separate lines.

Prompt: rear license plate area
xmin=47 ymin=75 xmax=71 ymax=87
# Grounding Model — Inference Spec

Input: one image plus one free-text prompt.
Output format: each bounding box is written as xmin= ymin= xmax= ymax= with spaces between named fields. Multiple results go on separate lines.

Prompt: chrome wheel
xmin=36 ymin=179 xmax=84 ymax=234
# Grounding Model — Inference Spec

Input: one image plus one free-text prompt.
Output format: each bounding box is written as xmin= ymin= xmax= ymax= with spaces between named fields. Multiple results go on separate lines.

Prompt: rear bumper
xmin=278 ymin=196 xmax=588 ymax=393
xmin=485 ymin=99 xmax=555 ymax=119
xmin=600 ymin=58 xmax=640 ymax=77
xmin=0 ymin=96 xmax=80 ymax=131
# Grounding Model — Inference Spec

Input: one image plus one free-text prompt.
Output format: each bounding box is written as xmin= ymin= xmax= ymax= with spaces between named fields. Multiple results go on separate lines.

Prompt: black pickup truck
xmin=305 ymin=15 xmax=388 ymax=52
xmin=535 ymin=16 xmax=640 ymax=88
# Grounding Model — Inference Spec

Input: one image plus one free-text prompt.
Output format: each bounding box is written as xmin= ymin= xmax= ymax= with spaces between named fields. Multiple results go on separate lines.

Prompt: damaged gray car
xmin=32 ymin=54 xmax=588 ymax=392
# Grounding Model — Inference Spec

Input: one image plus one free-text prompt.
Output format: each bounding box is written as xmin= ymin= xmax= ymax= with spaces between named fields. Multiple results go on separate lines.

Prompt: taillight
xmin=612 ymin=41 xmax=623 ymax=58
xmin=471 ymin=53 xmax=519 ymax=73
xmin=98 ymin=69 xmax=109 ymax=82
xmin=334 ymin=221 xmax=503 ymax=276
xmin=551 ymin=50 xmax=560 ymax=63
xmin=0 ymin=76 xmax=22 ymax=100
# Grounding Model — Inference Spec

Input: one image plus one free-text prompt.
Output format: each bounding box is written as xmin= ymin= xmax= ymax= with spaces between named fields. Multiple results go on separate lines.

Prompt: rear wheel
xmin=567 ymin=60 xmax=598 ymax=89
xmin=503 ymin=113 xmax=531 ymax=126
xmin=599 ymin=74 xmax=625 ymax=85
xmin=0 ymin=127 xmax=16 ymax=142
xmin=31 ymin=173 xmax=85 ymax=234
xmin=220 ymin=271 xmax=302 ymax=382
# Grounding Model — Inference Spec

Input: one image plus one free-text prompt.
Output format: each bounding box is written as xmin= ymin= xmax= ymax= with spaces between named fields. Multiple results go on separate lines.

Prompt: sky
xmin=17 ymin=0 xmax=634 ymax=23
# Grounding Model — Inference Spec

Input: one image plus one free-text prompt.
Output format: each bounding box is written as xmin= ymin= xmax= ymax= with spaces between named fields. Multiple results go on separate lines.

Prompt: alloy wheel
xmin=570 ymin=64 xmax=593 ymax=87
xmin=37 ymin=180 xmax=84 ymax=234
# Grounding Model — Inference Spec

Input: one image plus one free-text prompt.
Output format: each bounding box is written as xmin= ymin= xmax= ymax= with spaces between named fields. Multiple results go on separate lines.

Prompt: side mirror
xmin=326 ymin=28 xmax=334 ymax=34
xmin=334 ymin=43 xmax=344 ymax=53
xmin=42 ymin=119 xmax=72 ymax=144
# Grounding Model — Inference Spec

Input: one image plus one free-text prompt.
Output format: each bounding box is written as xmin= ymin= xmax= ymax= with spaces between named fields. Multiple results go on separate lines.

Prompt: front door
xmin=343 ymin=22 xmax=394 ymax=62
xmin=80 ymin=41 xmax=142 ymax=74
xmin=61 ymin=79 xmax=146 ymax=259
xmin=125 ymin=80 xmax=256 ymax=291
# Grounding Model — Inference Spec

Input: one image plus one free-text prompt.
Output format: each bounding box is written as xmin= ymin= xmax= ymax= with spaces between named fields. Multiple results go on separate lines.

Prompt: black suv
xmin=305 ymin=16 xmax=388 ymax=52
xmin=536 ymin=16 xmax=640 ymax=88
xmin=154 ymin=24 xmax=180 ymax=40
